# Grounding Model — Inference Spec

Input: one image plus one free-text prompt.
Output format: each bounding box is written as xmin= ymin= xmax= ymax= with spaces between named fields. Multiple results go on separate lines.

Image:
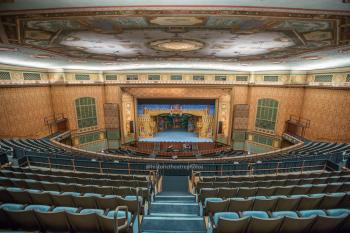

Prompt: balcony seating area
xmin=194 ymin=170 xmax=350 ymax=232
xmin=0 ymin=167 xmax=153 ymax=204
xmin=0 ymin=166 xmax=150 ymax=233
xmin=254 ymin=141 xmax=350 ymax=163
xmin=0 ymin=203 xmax=133 ymax=233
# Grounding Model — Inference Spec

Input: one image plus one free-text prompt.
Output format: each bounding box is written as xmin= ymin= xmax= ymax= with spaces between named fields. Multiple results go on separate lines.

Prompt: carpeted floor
xmin=141 ymin=176 xmax=207 ymax=233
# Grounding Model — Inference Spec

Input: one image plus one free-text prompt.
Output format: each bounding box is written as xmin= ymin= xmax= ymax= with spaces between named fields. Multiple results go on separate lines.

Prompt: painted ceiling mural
xmin=0 ymin=7 xmax=349 ymax=70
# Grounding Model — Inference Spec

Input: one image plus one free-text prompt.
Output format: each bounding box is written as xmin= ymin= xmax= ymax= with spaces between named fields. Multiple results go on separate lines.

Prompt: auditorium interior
xmin=1 ymin=0 xmax=350 ymax=232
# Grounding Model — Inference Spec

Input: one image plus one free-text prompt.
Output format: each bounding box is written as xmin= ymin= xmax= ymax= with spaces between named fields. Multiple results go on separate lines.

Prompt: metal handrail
xmin=192 ymin=164 xmax=327 ymax=181
xmin=49 ymin=131 xmax=305 ymax=164
xmin=24 ymin=156 xmax=158 ymax=177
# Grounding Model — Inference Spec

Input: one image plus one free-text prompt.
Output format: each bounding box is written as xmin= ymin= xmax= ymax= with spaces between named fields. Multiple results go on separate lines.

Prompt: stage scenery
xmin=137 ymin=99 xmax=215 ymax=142
xmin=1 ymin=1 xmax=350 ymax=233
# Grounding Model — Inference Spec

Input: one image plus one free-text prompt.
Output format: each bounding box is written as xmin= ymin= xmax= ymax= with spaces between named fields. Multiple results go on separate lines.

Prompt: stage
xmin=139 ymin=129 xmax=213 ymax=142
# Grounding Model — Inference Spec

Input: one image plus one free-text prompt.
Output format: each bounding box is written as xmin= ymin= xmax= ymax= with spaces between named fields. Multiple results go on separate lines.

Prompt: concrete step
xmin=149 ymin=202 xmax=200 ymax=215
xmin=141 ymin=216 xmax=206 ymax=233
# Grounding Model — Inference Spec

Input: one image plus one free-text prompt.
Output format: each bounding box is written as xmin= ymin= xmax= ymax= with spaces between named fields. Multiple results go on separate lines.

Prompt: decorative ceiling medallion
xmin=149 ymin=39 xmax=204 ymax=52
xmin=149 ymin=17 xmax=204 ymax=26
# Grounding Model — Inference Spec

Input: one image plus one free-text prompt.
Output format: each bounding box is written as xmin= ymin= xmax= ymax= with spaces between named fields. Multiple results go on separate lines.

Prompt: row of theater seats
xmin=202 ymin=192 xmax=350 ymax=214
xmin=1 ymin=169 xmax=151 ymax=189
xmin=288 ymin=141 xmax=350 ymax=156
xmin=248 ymin=141 xmax=350 ymax=164
xmin=0 ymin=172 xmax=150 ymax=203
xmin=0 ymin=203 xmax=132 ymax=233
xmin=210 ymin=209 xmax=350 ymax=233
xmin=198 ymin=182 xmax=350 ymax=202
xmin=200 ymin=170 xmax=350 ymax=182
xmin=196 ymin=175 xmax=350 ymax=191
xmin=0 ymin=186 xmax=140 ymax=212
xmin=0 ymin=139 xmax=65 ymax=154
xmin=8 ymin=166 xmax=150 ymax=181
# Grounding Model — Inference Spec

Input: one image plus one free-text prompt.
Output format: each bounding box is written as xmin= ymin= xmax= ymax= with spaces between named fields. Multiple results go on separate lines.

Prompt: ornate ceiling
xmin=0 ymin=0 xmax=349 ymax=71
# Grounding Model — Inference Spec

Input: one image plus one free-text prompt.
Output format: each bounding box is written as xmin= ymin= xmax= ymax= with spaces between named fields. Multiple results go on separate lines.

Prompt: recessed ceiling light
xmin=0 ymin=47 xmax=18 ymax=52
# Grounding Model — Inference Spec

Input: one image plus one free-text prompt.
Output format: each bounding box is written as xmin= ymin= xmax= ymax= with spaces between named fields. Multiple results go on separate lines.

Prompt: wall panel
xmin=0 ymin=86 xmax=53 ymax=138
xmin=301 ymin=88 xmax=350 ymax=142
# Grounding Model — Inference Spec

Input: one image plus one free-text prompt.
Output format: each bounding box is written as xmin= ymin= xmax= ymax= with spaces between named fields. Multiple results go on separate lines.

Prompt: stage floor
xmin=139 ymin=129 xmax=213 ymax=142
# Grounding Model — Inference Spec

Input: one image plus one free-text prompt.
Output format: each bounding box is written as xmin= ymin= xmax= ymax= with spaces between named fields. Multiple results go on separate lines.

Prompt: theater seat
xmin=309 ymin=215 xmax=347 ymax=233
xmin=215 ymin=216 xmax=250 ymax=233
xmin=213 ymin=212 xmax=239 ymax=225
xmin=271 ymin=211 xmax=298 ymax=218
xmin=66 ymin=210 xmax=101 ymax=232
xmin=80 ymin=208 xmax=105 ymax=215
xmin=243 ymin=211 xmax=283 ymax=233
xmin=205 ymin=199 xmax=229 ymax=216
xmin=98 ymin=210 xmax=132 ymax=233
xmin=24 ymin=204 xmax=51 ymax=212
xmin=326 ymin=208 xmax=350 ymax=216
xmin=52 ymin=206 xmax=78 ymax=213
xmin=228 ymin=198 xmax=252 ymax=212
xmin=35 ymin=206 xmax=72 ymax=232
xmin=298 ymin=209 xmax=326 ymax=217
xmin=204 ymin=197 xmax=223 ymax=206
xmin=107 ymin=210 xmax=132 ymax=224
xmin=241 ymin=210 xmax=269 ymax=218
xmin=1 ymin=203 xmax=39 ymax=231
xmin=0 ymin=203 xmax=24 ymax=210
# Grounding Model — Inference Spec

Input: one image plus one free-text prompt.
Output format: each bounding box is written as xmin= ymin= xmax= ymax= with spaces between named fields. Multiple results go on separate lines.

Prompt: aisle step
xmin=141 ymin=216 xmax=206 ymax=233
xmin=149 ymin=202 xmax=199 ymax=215
xmin=155 ymin=195 xmax=196 ymax=203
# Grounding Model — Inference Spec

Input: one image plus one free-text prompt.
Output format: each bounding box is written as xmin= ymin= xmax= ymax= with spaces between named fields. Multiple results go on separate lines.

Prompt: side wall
xmin=301 ymin=88 xmax=350 ymax=142
xmin=0 ymin=68 xmax=349 ymax=143
xmin=0 ymin=86 xmax=54 ymax=138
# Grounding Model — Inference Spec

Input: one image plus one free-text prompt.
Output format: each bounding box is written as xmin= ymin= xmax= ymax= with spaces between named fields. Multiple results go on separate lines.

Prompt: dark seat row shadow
xmin=203 ymin=192 xmax=350 ymax=215
xmin=200 ymin=170 xmax=350 ymax=182
xmin=196 ymin=175 xmax=350 ymax=192
xmin=1 ymin=169 xmax=151 ymax=189
xmin=198 ymin=181 xmax=350 ymax=203
xmin=0 ymin=174 xmax=150 ymax=204
xmin=7 ymin=166 xmax=150 ymax=182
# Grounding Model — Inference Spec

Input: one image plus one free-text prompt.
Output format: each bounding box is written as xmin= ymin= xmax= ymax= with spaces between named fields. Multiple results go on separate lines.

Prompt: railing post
xmin=72 ymin=159 xmax=76 ymax=172
xmin=128 ymin=162 xmax=131 ymax=175
xmin=323 ymin=162 xmax=327 ymax=172
xmin=48 ymin=157 xmax=52 ymax=171
xmin=276 ymin=162 xmax=280 ymax=175
xmin=301 ymin=160 xmax=305 ymax=174
xmin=99 ymin=161 xmax=103 ymax=174
xmin=26 ymin=156 xmax=30 ymax=168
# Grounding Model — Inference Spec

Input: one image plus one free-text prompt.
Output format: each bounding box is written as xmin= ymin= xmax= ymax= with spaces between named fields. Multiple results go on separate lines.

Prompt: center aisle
xmin=141 ymin=176 xmax=207 ymax=233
